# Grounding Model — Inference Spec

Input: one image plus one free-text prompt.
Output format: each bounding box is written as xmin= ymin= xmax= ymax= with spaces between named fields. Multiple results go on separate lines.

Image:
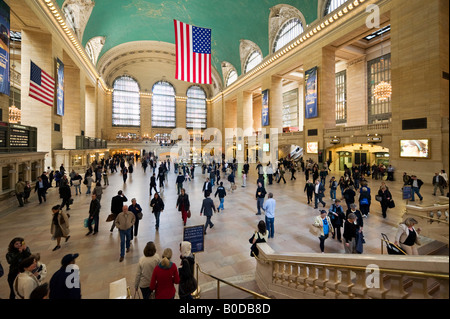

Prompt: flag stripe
xmin=29 ymin=61 xmax=55 ymax=107
xmin=174 ymin=19 xmax=212 ymax=85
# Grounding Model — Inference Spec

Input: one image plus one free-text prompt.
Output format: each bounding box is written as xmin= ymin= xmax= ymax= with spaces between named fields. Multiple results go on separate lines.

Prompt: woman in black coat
xmin=6 ymin=237 xmax=32 ymax=299
xmin=378 ymin=185 xmax=392 ymax=218
xmin=176 ymin=188 xmax=190 ymax=226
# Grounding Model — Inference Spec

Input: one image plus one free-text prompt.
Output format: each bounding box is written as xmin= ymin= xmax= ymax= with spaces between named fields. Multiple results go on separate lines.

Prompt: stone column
xmin=237 ymin=90 xmax=253 ymax=135
xmin=85 ymin=85 xmax=96 ymax=138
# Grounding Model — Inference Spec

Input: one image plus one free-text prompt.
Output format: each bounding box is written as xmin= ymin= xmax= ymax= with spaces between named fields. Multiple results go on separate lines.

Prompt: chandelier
xmin=373 ymin=81 xmax=392 ymax=101
xmin=9 ymin=105 xmax=22 ymax=123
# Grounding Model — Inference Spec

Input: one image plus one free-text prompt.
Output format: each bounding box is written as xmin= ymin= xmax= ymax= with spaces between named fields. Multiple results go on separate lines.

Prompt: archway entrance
xmin=328 ymin=144 xmax=390 ymax=172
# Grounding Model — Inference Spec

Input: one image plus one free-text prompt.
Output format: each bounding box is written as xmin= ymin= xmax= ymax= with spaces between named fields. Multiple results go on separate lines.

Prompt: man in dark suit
xmin=432 ymin=172 xmax=446 ymax=196
xmin=200 ymin=191 xmax=216 ymax=235
xmin=314 ymin=179 xmax=326 ymax=209
xmin=202 ymin=177 xmax=212 ymax=198
xmin=110 ymin=190 xmax=128 ymax=232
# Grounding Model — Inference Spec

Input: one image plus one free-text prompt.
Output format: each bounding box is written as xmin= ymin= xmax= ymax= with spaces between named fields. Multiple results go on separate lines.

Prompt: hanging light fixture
xmin=373 ymin=30 xmax=392 ymax=101
xmin=9 ymin=41 xmax=22 ymax=123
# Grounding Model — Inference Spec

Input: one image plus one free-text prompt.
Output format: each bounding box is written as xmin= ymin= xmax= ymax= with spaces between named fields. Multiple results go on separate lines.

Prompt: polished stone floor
xmin=0 ymin=162 xmax=443 ymax=299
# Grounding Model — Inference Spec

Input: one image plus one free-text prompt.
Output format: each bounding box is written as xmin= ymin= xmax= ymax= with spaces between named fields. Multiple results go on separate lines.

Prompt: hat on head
xmin=61 ymin=253 xmax=79 ymax=266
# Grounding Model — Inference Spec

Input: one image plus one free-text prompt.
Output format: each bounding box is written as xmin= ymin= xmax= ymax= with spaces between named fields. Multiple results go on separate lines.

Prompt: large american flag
xmin=174 ymin=19 xmax=212 ymax=84
xmin=29 ymin=61 xmax=55 ymax=107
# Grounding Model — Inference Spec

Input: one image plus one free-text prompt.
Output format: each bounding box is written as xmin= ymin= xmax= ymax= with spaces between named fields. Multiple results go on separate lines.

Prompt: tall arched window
xmin=244 ymin=51 xmax=262 ymax=73
xmin=273 ymin=18 xmax=304 ymax=53
xmin=152 ymin=81 xmax=176 ymax=128
xmin=226 ymin=70 xmax=238 ymax=87
xmin=186 ymin=86 xmax=207 ymax=129
xmin=112 ymin=76 xmax=140 ymax=127
xmin=324 ymin=0 xmax=348 ymax=16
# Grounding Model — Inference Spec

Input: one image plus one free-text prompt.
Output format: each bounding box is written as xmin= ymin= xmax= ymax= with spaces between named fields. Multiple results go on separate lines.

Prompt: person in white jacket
xmin=134 ymin=242 xmax=161 ymax=299
xmin=13 ymin=256 xmax=39 ymax=299
xmin=313 ymin=210 xmax=335 ymax=253
xmin=394 ymin=218 xmax=422 ymax=255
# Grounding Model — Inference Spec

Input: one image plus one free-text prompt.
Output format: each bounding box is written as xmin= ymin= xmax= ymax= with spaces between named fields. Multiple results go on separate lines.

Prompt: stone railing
xmin=403 ymin=202 xmax=449 ymax=245
xmin=255 ymin=243 xmax=449 ymax=299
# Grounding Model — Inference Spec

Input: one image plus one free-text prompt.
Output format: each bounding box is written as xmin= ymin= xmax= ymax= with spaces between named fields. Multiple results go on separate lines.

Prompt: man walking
xmin=432 ymin=172 xmax=446 ymax=196
xmin=214 ymin=181 xmax=227 ymax=212
xmin=263 ymin=193 xmax=276 ymax=239
xmin=255 ymin=181 xmax=267 ymax=215
xmin=202 ymin=177 xmax=213 ymax=198
xmin=314 ymin=179 xmax=326 ymax=209
xmin=408 ymin=175 xmax=424 ymax=201
xmin=15 ymin=178 xmax=26 ymax=207
xmin=34 ymin=176 xmax=48 ymax=204
xmin=115 ymin=205 xmax=135 ymax=262
xmin=200 ymin=191 xmax=216 ymax=235
xmin=86 ymin=193 xmax=101 ymax=235
xmin=176 ymin=171 xmax=185 ymax=195
xmin=110 ymin=191 xmax=128 ymax=232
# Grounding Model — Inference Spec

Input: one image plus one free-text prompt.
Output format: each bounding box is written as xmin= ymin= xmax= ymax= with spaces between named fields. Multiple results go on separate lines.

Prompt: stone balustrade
xmin=255 ymin=243 xmax=449 ymax=299
xmin=403 ymin=203 xmax=449 ymax=245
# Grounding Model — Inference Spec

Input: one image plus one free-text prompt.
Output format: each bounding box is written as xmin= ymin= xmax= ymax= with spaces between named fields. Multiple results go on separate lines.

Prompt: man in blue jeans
xmin=255 ymin=182 xmax=267 ymax=215
xmin=263 ymin=193 xmax=276 ymax=238
xmin=408 ymin=175 xmax=424 ymax=201
xmin=114 ymin=205 xmax=135 ymax=262
xmin=214 ymin=182 xmax=227 ymax=212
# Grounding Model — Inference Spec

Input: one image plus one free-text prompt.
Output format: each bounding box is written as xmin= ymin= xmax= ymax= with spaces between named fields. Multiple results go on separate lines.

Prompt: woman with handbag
xmin=249 ymin=221 xmax=269 ymax=257
xmin=128 ymin=198 xmax=143 ymax=239
xmin=313 ymin=210 xmax=334 ymax=253
xmin=394 ymin=218 xmax=422 ymax=255
xmin=50 ymin=205 xmax=70 ymax=251
xmin=377 ymin=185 xmax=393 ymax=219
xmin=176 ymin=188 xmax=190 ymax=226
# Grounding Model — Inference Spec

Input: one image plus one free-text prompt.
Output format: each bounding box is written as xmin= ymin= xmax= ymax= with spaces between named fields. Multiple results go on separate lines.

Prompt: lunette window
xmin=323 ymin=0 xmax=349 ymax=16
xmin=226 ymin=70 xmax=238 ymax=87
xmin=273 ymin=18 xmax=304 ymax=53
xmin=244 ymin=51 xmax=262 ymax=73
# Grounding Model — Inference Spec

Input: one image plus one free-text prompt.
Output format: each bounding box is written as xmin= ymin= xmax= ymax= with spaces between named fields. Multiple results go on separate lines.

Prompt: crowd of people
xmin=1 ymin=151 xmax=448 ymax=299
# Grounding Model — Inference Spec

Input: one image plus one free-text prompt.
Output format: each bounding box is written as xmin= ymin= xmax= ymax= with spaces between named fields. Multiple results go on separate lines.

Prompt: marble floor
xmin=0 ymin=162 xmax=445 ymax=299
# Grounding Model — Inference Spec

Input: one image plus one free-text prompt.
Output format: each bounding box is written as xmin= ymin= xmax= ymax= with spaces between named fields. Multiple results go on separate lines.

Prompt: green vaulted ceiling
xmin=56 ymin=0 xmax=319 ymax=79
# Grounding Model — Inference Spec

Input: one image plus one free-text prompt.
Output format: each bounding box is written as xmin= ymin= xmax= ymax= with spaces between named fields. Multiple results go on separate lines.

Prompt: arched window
xmin=152 ymin=81 xmax=176 ymax=128
xmin=226 ymin=70 xmax=238 ymax=87
xmin=273 ymin=18 xmax=304 ymax=53
xmin=323 ymin=0 xmax=349 ymax=16
xmin=186 ymin=86 xmax=207 ymax=129
xmin=244 ymin=51 xmax=262 ymax=73
xmin=112 ymin=76 xmax=140 ymax=127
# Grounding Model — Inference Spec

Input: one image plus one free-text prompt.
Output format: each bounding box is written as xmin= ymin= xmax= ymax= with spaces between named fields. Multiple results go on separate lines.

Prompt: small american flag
xmin=29 ymin=61 xmax=55 ymax=107
xmin=174 ymin=19 xmax=212 ymax=84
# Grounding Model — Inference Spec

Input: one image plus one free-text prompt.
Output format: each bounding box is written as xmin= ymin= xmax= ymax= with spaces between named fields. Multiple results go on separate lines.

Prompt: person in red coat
xmin=149 ymin=248 xmax=180 ymax=299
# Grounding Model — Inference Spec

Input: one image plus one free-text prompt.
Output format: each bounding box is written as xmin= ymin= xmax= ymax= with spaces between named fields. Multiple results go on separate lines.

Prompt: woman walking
xmin=149 ymin=248 xmax=180 ymax=299
xmin=134 ymin=242 xmax=161 ymax=299
xmin=313 ymin=210 xmax=334 ymax=253
xmin=394 ymin=218 xmax=422 ymax=255
xmin=50 ymin=205 xmax=70 ymax=251
xmin=6 ymin=237 xmax=32 ymax=299
xmin=377 ymin=185 xmax=392 ymax=219
xmin=176 ymin=188 xmax=190 ymax=226
xmin=150 ymin=193 xmax=165 ymax=231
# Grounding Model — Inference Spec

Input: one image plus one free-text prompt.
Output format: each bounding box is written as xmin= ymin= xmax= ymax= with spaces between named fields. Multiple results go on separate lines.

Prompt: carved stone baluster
xmin=305 ymin=265 xmax=318 ymax=295
xmin=437 ymin=278 xmax=449 ymax=299
xmin=272 ymin=262 xmax=280 ymax=284
xmin=351 ymin=269 xmax=369 ymax=299
xmin=325 ymin=267 xmax=340 ymax=299
xmin=384 ymin=274 xmax=408 ymax=299
xmin=406 ymin=276 xmax=432 ymax=299
xmin=336 ymin=268 xmax=354 ymax=299
xmin=314 ymin=266 xmax=329 ymax=296
xmin=274 ymin=262 xmax=286 ymax=285
xmin=297 ymin=264 xmax=308 ymax=291
xmin=288 ymin=264 xmax=299 ymax=289
xmin=282 ymin=263 xmax=292 ymax=286
xmin=366 ymin=273 xmax=388 ymax=299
